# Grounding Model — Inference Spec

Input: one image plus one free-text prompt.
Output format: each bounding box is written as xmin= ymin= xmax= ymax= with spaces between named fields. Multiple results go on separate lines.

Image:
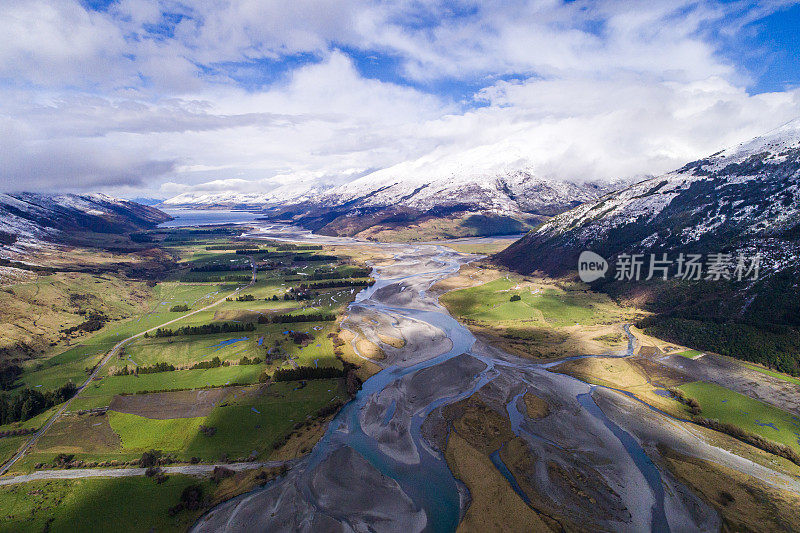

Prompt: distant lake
xmin=157 ymin=208 xmax=264 ymax=227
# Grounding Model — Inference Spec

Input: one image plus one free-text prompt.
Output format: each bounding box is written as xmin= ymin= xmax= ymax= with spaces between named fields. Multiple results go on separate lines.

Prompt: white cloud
xmin=0 ymin=0 xmax=799 ymax=196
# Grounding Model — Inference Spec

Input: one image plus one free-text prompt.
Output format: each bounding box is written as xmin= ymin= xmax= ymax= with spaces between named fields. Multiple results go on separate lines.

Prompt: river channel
xmin=191 ymin=225 xmax=798 ymax=533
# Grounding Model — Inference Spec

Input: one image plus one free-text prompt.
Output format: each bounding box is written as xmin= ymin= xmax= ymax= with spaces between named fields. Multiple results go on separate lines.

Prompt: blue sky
xmin=732 ymin=2 xmax=800 ymax=93
xmin=2 ymin=0 xmax=800 ymax=197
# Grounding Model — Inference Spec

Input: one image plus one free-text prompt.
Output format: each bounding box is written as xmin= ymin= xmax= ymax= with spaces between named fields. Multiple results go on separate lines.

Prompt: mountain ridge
xmin=0 ymin=193 xmax=172 ymax=256
xmin=496 ymin=118 xmax=800 ymax=277
xmin=495 ymin=118 xmax=800 ymax=374
xmin=165 ymin=169 xmax=619 ymax=240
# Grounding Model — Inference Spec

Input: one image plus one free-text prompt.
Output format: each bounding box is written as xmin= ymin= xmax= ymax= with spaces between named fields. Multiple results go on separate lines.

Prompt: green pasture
xmin=679 ymin=381 xmax=800 ymax=452
xmin=84 ymin=365 xmax=268 ymax=398
xmin=0 ymin=475 xmax=212 ymax=533
xmin=184 ymin=379 xmax=344 ymax=459
xmin=109 ymin=411 xmax=205 ymax=452
xmin=120 ymin=319 xmax=340 ymax=370
xmin=441 ymin=277 xmax=625 ymax=327
xmin=743 ymin=364 xmax=800 ymax=387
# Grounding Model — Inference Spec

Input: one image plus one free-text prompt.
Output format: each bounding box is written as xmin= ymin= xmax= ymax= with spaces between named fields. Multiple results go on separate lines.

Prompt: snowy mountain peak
xmin=497 ymin=117 xmax=800 ymax=277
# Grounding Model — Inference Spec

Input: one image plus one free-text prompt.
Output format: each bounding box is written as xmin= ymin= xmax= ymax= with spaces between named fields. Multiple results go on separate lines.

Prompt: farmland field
xmin=1 ymin=230 xmax=371 ymax=489
xmin=0 ymin=476 xmax=212 ymax=533
xmin=439 ymin=272 xmax=638 ymax=359
xmin=440 ymin=277 xmax=630 ymax=327
xmin=679 ymin=381 xmax=800 ymax=452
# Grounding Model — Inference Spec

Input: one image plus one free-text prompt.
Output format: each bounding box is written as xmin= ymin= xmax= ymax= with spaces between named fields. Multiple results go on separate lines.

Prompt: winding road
xmin=0 ymin=258 xmax=257 ymax=476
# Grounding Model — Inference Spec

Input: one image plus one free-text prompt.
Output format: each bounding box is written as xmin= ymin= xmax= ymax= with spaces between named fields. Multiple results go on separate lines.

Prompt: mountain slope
xmin=0 ymin=193 xmax=171 ymax=254
xmin=496 ymin=119 xmax=800 ymax=374
xmin=497 ymin=119 xmax=800 ymax=275
xmin=166 ymin=170 xmax=614 ymax=240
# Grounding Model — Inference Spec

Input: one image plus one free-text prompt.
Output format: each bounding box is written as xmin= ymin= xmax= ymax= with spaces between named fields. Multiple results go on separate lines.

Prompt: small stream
xmin=576 ymin=392 xmax=669 ymax=532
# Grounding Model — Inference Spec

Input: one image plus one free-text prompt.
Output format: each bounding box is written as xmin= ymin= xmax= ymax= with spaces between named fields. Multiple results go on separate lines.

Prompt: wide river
xmin=187 ymin=220 xmax=798 ymax=533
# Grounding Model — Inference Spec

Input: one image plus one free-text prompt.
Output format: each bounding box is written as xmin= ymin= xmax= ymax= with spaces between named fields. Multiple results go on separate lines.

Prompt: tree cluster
xmin=0 ymin=382 xmax=77 ymax=424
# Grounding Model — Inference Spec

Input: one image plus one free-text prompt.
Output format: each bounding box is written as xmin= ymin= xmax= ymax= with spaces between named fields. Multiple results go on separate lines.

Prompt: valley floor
xmin=1 ymin=227 xmax=800 ymax=532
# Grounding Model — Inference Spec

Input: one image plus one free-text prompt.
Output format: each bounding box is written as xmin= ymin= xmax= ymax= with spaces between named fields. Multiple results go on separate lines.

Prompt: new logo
xmin=578 ymin=251 xmax=608 ymax=282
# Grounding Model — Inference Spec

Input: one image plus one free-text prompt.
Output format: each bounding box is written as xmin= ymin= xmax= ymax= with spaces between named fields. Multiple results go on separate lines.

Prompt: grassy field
xmin=441 ymin=240 xmax=515 ymax=255
xmin=106 ymin=380 xmax=345 ymax=460
xmin=675 ymin=349 xmax=703 ymax=359
xmin=441 ymin=277 xmax=628 ymax=327
xmin=86 ymin=364 xmax=268 ymax=397
xmin=743 ymin=364 xmax=800 ymax=387
xmin=438 ymin=271 xmax=637 ymax=359
xmin=109 ymin=412 xmax=206 ymax=452
xmin=354 ymin=214 xmax=531 ymax=242
xmin=679 ymin=382 xmax=800 ymax=452
xmin=185 ymin=379 xmax=344 ymax=459
xmin=18 ymin=353 xmax=105 ymax=393
xmin=0 ymin=436 xmax=27 ymax=465
xmin=18 ymin=379 xmax=344 ymax=468
xmin=0 ymin=476 xmax=212 ymax=532
xmin=116 ymin=320 xmax=341 ymax=373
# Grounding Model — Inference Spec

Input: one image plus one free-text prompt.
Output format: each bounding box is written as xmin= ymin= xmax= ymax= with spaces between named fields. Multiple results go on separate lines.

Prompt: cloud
xmin=0 ymin=0 xmax=799 ymax=196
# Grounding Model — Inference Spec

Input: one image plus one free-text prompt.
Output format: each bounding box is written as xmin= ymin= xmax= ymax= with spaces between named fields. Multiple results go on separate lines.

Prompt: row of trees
xmin=180 ymin=274 xmax=251 ymax=283
xmin=294 ymin=279 xmax=374 ymax=290
xmin=276 ymin=244 xmax=322 ymax=251
xmin=272 ymin=365 xmax=349 ymax=381
xmin=294 ymin=254 xmax=337 ymax=262
xmin=114 ymin=362 xmax=176 ymax=376
xmin=307 ymin=268 xmax=371 ymax=280
xmin=257 ymin=312 xmax=335 ymax=324
xmin=114 ymin=355 xmax=263 ymax=377
xmin=148 ymin=322 xmax=255 ymax=338
xmin=205 ymin=244 xmax=261 ymax=250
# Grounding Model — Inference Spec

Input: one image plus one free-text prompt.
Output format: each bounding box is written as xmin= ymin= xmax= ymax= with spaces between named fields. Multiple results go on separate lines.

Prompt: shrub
xmin=168 ymin=484 xmax=204 ymax=516
xmin=139 ymin=449 xmax=162 ymax=468
xmin=211 ymin=466 xmax=234 ymax=483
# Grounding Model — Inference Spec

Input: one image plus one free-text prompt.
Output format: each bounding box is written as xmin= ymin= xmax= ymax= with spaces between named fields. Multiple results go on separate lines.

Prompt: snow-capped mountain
xmin=0 ymin=193 xmax=171 ymax=254
xmin=165 ymin=169 xmax=616 ymax=239
xmin=497 ymin=118 xmax=800 ymax=275
xmin=496 ymin=119 xmax=800 ymax=337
